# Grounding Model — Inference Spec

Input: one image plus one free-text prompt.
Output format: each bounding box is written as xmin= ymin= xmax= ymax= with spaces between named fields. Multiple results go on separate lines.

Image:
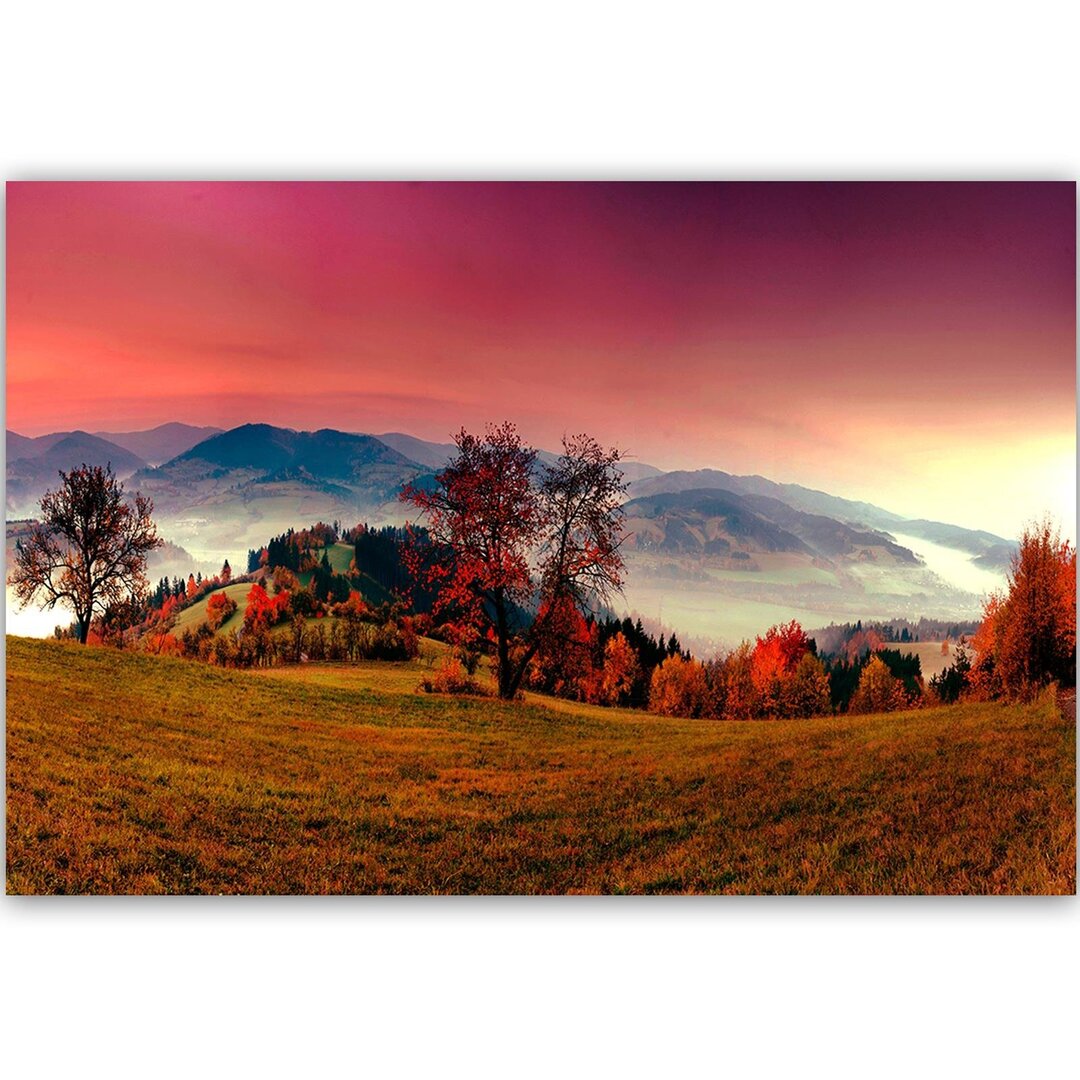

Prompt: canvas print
xmin=5 ymin=181 xmax=1075 ymax=895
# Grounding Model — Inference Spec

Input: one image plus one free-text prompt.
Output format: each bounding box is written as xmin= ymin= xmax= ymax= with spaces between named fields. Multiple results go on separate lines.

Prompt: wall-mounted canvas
xmin=5 ymin=181 xmax=1075 ymax=895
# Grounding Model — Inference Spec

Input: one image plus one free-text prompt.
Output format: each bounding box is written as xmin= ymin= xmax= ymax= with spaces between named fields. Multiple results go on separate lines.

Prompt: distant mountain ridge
xmin=623 ymin=487 xmax=918 ymax=565
xmin=6 ymin=420 xmax=1012 ymax=582
xmin=5 ymin=430 xmax=147 ymax=514
xmin=627 ymin=468 xmax=1013 ymax=569
xmin=93 ymin=423 xmax=223 ymax=465
xmin=169 ymin=423 xmax=416 ymax=478
xmin=377 ymin=431 xmax=663 ymax=483
xmin=5 ymin=423 xmax=223 ymax=515
xmin=119 ymin=424 xmax=431 ymax=557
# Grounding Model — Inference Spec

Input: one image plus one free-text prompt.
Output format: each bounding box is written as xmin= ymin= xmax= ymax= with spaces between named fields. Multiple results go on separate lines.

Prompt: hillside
xmin=623 ymin=488 xmax=917 ymax=564
xmin=627 ymin=467 xmax=1015 ymax=569
xmin=618 ymin=487 xmax=976 ymax=650
xmin=126 ymin=425 xmax=431 ymax=561
xmin=6 ymin=637 xmax=1074 ymax=894
xmin=169 ymin=545 xmax=394 ymax=636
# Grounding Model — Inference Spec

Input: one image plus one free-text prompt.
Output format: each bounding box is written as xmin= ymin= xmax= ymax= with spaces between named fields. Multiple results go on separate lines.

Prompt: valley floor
xmin=5 ymin=637 xmax=1075 ymax=895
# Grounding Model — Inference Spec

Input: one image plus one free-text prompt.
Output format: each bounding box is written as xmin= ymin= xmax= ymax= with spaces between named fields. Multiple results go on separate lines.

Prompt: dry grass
xmin=6 ymin=636 xmax=1075 ymax=895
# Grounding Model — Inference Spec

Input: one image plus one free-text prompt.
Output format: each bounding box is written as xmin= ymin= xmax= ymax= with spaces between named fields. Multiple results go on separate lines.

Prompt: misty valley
xmin=5 ymin=420 xmax=1009 ymax=652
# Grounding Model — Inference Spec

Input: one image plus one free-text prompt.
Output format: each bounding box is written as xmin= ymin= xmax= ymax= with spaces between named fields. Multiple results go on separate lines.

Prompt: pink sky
xmin=6 ymin=182 xmax=1075 ymax=537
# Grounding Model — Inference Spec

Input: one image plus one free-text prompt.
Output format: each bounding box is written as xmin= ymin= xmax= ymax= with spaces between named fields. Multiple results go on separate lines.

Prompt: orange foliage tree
xmin=649 ymin=655 xmax=711 ymax=718
xmin=206 ymin=590 xmax=238 ymax=631
xmin=750 ymin=620 xmax=813 ymax=715
xmin=971 ymin=519 xmax=1076 ymax=697
xmin=781 ymin=652 xmax=833 ymax=718
xmin=715 ymin=642 xmax=757 ymax=720
xmin=526 ymin=597 xmax=597 ymax=700
xmin=598 ymin=632 xmax=642 ymax=707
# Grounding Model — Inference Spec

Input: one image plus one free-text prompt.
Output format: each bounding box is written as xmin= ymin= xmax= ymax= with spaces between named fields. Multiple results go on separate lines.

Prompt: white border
xmin=2 ymin=3 xmax=1077 ymax=1077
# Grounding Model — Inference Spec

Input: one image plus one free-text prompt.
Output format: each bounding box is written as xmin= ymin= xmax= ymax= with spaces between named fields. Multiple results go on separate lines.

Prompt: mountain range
xmin=5 ymin=423 xmax=223 ymax=512
xmin=376 ymin=431 xmax=663 ymax=482
xmin=92 ymin=423 xmax=224 ymax=465
xmin=6 ymin=420 xmax=1014 ymax=646
xmin=622 ymin=488 xmax=919 ymax=565
xmin=625 ymin=469 xmax=1013 ymax=568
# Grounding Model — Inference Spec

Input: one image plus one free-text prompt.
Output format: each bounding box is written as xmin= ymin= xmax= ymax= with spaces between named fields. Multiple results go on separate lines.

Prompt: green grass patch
xmin=172 ymin=582 xmax=255 ymax=636
xmin=324 ymin=541 xmax=355 ymax=574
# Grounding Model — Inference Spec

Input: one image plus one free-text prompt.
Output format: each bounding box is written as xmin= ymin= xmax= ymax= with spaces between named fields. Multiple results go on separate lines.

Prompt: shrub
xmin=419 ymin=657 xmax=489 ymax=696
xmin=211 ymin=632 xmax=239 ymax=667
xmin=364 ymin=620 xmax=420 ymax=661
xmin=271 ymin=566 xmax=299 ymax=594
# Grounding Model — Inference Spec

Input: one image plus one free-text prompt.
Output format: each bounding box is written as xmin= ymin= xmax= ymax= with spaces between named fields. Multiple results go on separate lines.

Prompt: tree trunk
xmin=494 ymin=594 xmax=513 ymax=699
xmin=76 ymin=617 xmax=90 ymax=644
xmin=505 ymin=639 xmax=541 ymax=700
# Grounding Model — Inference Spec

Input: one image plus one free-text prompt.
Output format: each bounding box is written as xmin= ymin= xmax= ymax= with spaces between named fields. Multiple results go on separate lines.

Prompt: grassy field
xmin=6 ymin=635 xmax=1075 ymax=895
xmin=324 ymin=540 xmax=356 ymax=574
xmin=897 ymin=641 xmax=957 ymax=680
xmin=172 ymin=581 xmax=256 ymax=636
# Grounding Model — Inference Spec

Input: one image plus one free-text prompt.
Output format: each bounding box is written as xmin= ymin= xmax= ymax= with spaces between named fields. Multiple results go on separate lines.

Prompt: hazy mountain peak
xmin=89 ymin=423 xmax=225 ymax=466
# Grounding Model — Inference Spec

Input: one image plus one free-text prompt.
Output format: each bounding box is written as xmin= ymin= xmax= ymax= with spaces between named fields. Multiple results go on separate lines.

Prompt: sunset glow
xmin=6 ymin=181 xmax=1075 ymax=538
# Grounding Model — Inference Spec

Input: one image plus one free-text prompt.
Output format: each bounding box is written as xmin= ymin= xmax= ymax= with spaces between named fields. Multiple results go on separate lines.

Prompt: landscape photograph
xmin=4 ymin=179 xmax=1076 ymax=895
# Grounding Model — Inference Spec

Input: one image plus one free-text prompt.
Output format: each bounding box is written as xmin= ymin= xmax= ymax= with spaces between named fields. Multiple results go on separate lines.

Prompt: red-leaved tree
xmin=401 ymin=423 xmax=625 ymax=700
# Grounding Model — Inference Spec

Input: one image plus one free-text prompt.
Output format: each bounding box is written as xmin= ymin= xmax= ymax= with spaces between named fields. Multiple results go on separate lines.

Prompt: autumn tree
xmin=401 ymin=423 xmax=625 ymax=700
xmin=8 ymin=464 xmax=162 ymax=644
xmin=848 ymin=655 xmax=908 ymax=714
xmin=526 ymin=597 xmax=597 ymax=700
xmin=598 ymin=632 xmax=642 ymax=707
xmin=206 ymin=590 xmax=238 ymax=631
xmin=649 ymin=654 xmax=711 ymax=718
xmin=973 ymin=519 xmax=1076 ymax=697
xmin=750 ymin=619 xmax=813 ymax=713
xmin=718 ymin=641 xmax=758 ymax=720
xmin=244 ymin=583 xmax=291 ymax=632
xmin=780 ymin=652 xmax=832 ymax=718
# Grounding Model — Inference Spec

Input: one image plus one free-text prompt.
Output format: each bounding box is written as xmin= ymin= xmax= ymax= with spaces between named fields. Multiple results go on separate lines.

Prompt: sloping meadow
xmin=5 ymin=637 xmax=1075 ymax=895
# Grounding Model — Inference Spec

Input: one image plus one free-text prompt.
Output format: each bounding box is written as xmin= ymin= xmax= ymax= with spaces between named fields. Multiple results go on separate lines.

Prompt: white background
xmin=2 ymin=2 xmax=1077 ymax=1076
